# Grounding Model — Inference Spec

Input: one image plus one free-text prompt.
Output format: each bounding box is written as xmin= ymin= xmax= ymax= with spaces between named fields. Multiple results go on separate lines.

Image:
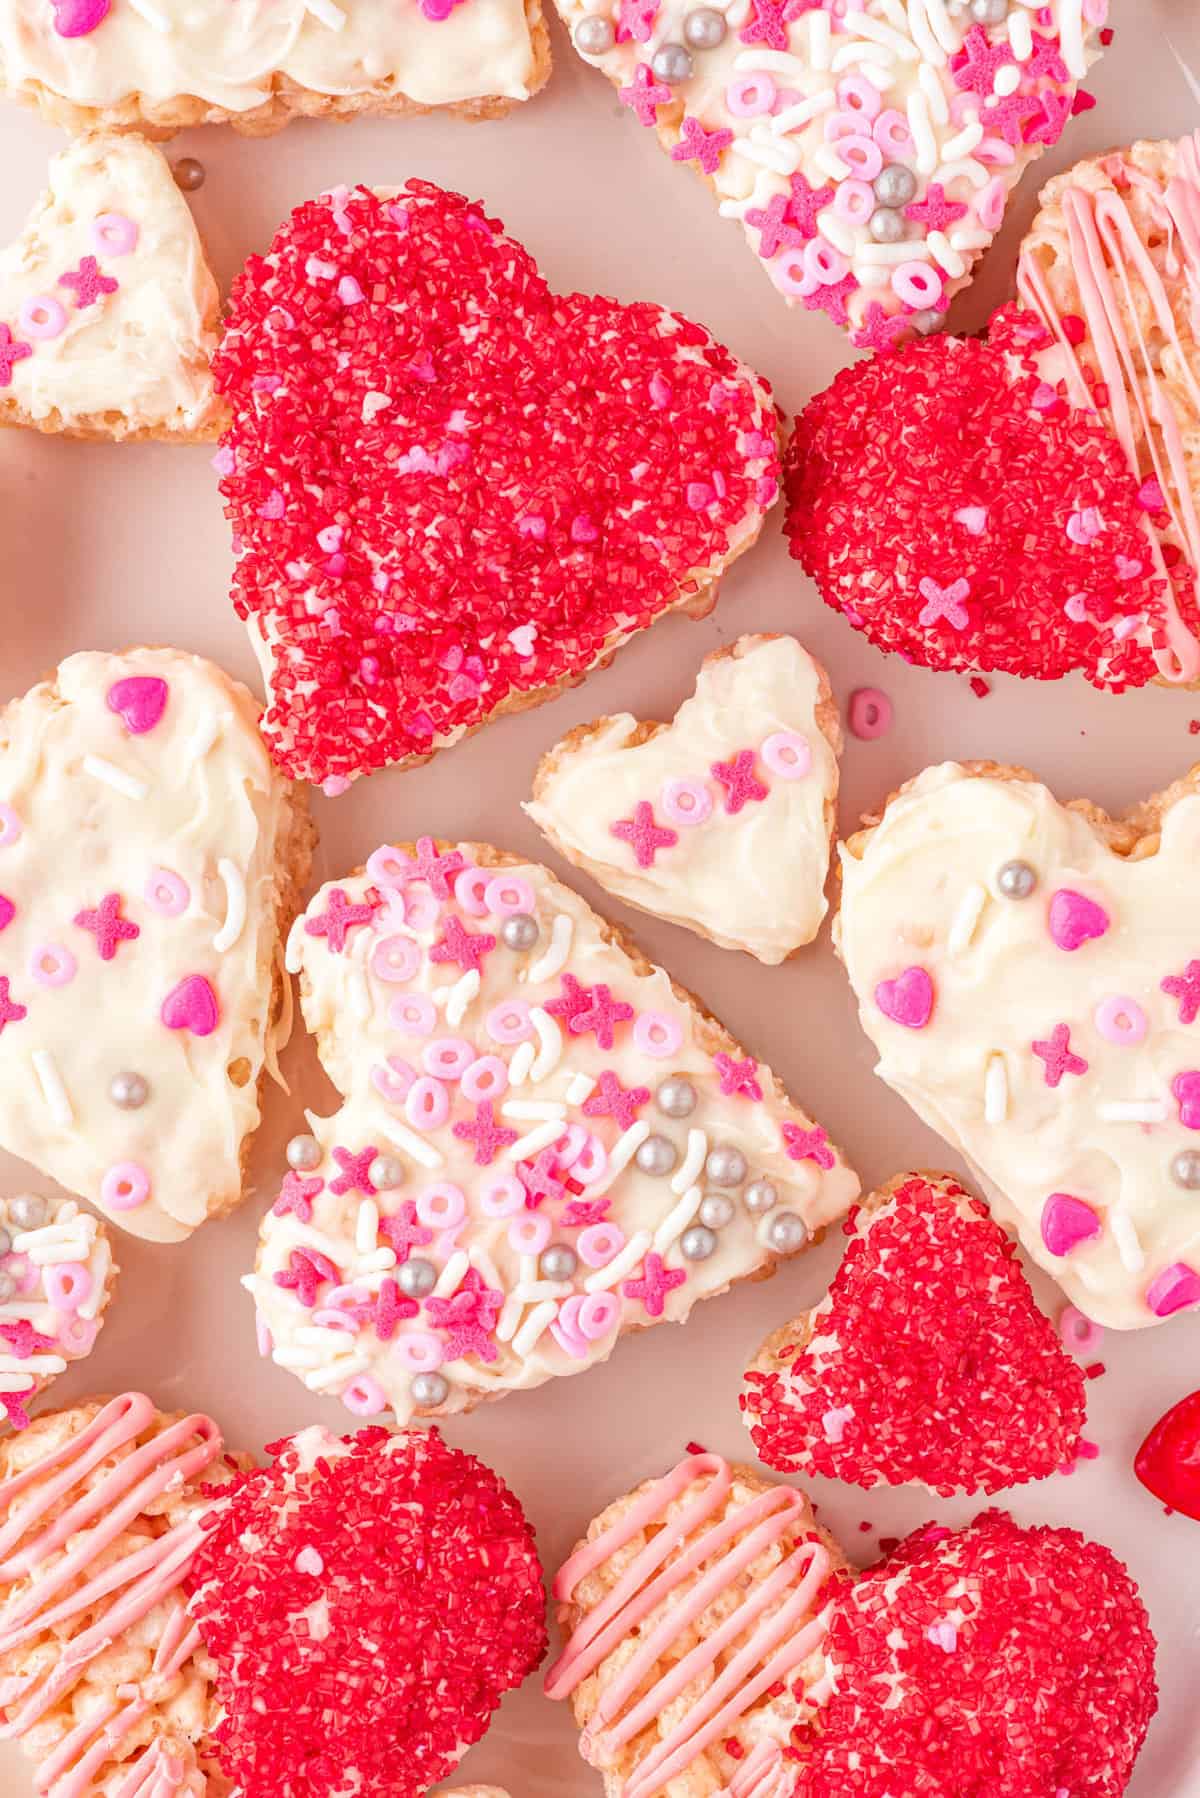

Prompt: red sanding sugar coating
xmin=742 ymin=1176 xmax=1086 ymax=1496
xmin=186 ymin=1425 xmax=547 ymax=1798
xmin=213 ymin=180 xmax=780 ymax=786
xmin=784 ymin=302 xmax=1199 ymax=690
xmin=792 ymin=1511 xmax=1158 ymax=1798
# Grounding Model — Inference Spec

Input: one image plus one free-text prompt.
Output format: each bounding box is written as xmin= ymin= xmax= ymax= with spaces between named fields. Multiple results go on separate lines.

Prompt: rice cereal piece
xmin=0 ymin=0 xmax=549 ymax=135
xmin=0 ymin=646 xmax=313 ymax=1243
xmin=249 ymin=839 xmax=858 ymax=1426
xmin=0 ymin=1391 xmax=247 ymax=1797
xmin=0 ymin=134 xmax=224 ymax=442
xmin=742 ymin=1171 xmax=1086 ymax=1495
xmin=836 ymin=757 xmax=1200 ymax=1330
xmin=525 ymin=635 xmax=841 ymax=965
xmin=0 ymin=1190 xmax=118 ymax=1430
xmin=213 ymin=180 xmax=782 ymax=790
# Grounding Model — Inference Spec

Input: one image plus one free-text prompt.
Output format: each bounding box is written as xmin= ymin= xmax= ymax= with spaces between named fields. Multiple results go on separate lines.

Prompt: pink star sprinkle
xmin=429 ymin=914 xmax=496 ymax=973
xmin=1023 ymin=88 xmax=1073 ymax=147
xmin=329 ymin=1145 xmax=378 ymax=1197
xmin=1032 ymin=1023 xmax=1089 ymax=1089
xmin=305 ymin=887 xmax=377 ymax=954
xmin=378 ymin=1200 xmax=433 ymax=1262
xmin=950 ymin=23 xmax=1015 ymax=97
xmin=917 ymin=576 xmax=971 ymax=630
xmin=517 ymin=1148 xmax=565 ymax=1208
xmin=274 ymin=1247 xmax=341 ymax=1308
xmin=453 ymin=1100 xmax=519 ymax=1166
xmin=671 ymin=116 xmax=733 ymax=176
xmin=610 ymin=801 xmax=678 ymax=868
xmin=801 ymin=272 xmax=858 ymax=328
xmin=0 ymin=1319 xmax=55 ymax=1359
xmin=411 ymin=837 xmax=467 ymax=897
xmin=982 ymin=90 xmax=1043 ymax=147
xmin=584 ymin=1069 xmax=651 ymax=1130
xmin=0 ymin=325 xmax=32 ymax=387
xmin=852 ymin=301 xmax=910 ymax=355
xmin=58 ymin=256 xmax=118 ymax=308
xmin=1163 ymin=962 xmax=1200 ymax=1026
xmin=372 ymin=1278 xmax=418 ymax=1342
xmin=620 ymin=62 xmax=672 ymax=127
xmin=711 ymin=750 xmax=767 ymax=815
xmin=739 ymin=0 xmax=788 ymax=50
xmin=782 ymin=1121 xmax=835 ymax=1169
xmin=556 ymin=982 xmax=634 ymax=1050
xmin=73 ymin=891 xmax=139 ymax=962
xmin=623 ymin=1251 xmax=686 ymax=1318
xmin=745 ymin=193 xmax=806 ymax=261
xmin=786 ymin=174 xmax=835 ymax=241
xmin=272 ymin=1171 xmax=324 ymax=1222
xmin=713 ymin=1053 xmax=763 ymax=1101
xmin=562 ymin=1196 xmax=612 ymax=1228
xmin=904 ymin=183 xmax=969 ymax=230
xmin=425 ymin=1267 xmax=503 ymax=1362
xmin=0 ymin=978 xmax=27 ymax=1034
xmin=1025 ymin=31 xmax=1070 ymax=82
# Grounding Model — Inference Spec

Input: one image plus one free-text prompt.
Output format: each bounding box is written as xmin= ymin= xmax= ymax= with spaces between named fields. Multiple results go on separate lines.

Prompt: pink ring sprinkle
xmin=634 ymin=1012 xmax=683 ymax=1059
xmin=578 ymin=1292 xmax=620 ymax=1340
xmin=461 ymin=1054 xmax=509 ymax=1102
xmin=144 ymin=867 xmax=189 ymax=916
xmin=44 ymin=1262 xmax=92 ymax=1311
xmin=725 ymin=72 xmax=777 ymax=117
xmin=416 ymin=1182 xmax=466 ymax=1229
xmin=772 ymin=246 xmax=814 ymax=298
xmin=18 ymin=295 xmax=67 ymax=340
xmin=573 ymin=1135 xmax=609 ymax=1183
xmin=484 ymin=874 xmax=536 ymax=917
xmin=848 ymin=687 xmax=893 ymax=740
xmin=371 ymin=1055 xmax=417 ymax=1104
xmin=554 ymin=1124 xmax=589 ymax=1171
xmin=312 ymin=1307 xmax=359 ymax=1333
xmin=29 ymin=943 xmax=76 ymax=987
xmin=873 ymin=109 xmax=914 ymax=158
xmin=56 ymin=1314 xmax=99 ymax=1356
xmin=389 ymin=993 xmax=437 ymax=1036
xmin=509 ymin=1212 xmax=551 ymax=1256
xmin=421 ymin=1037 xmax=474 ymax=1081
xmin=486 ymin=998 xmax=533 ymax=1044
xmin=404 ymin=891 xmax=440 ymax=933
xmin=366 ymin=844 xmax=412 ymax=888
xmin=0 ymin=803 xmax=22 ymax=847
xmin=342 ymin=1375 xmax=389 ymax=1417
xmin=661 ymin=778 xmax=713 ymax=828
xmin=761 ymin=731 xmax=812 ymax=780
xmin=405 ymin=1077 xmax=449 ymax=1131
xmin=892 ymin=260 xmax=944 ymax=308
xmin=578 ymin=1223 xmax=625 ymax=1268
xmin=836 ymin=72 xmax=881 ymax=121
xmin=396 ymin=1330 xmax=444 ymax=1371
xmin=101 ymin=1161 xmax=151 ymax=1212
xmin=480 ymin=1172 xmax=525 ymax=1217
xmin=324 ymin=1282 xmax=371 ymax=1314
xmin=90 ymin=213 xmax=138 ymax=257
xmin=1093 ymin=995 xmax=1148 ymax=1046
xmin=370 ymin=935 xmax=422 ymax=983
xmin=453 ymin=866 xmax=492 ymax=916
xmin=833 ymin=178 xmax=875 ymax=225
xmin=837 ymin=133 xmax=883 ymax=180
xmin=806 ymin=237 xmax=849 ymax=286
xmin=1058 ymin=1304 xmax=1103 ymax=1355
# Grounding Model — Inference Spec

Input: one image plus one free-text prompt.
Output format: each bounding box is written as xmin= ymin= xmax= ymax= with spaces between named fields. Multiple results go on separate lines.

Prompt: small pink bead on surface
xmin=29 ymin=944 xmax=76 ymax=987
xmin=90 ymin=212 xmax=138 ymax=256
xmin=144 ymin=867 xmax=189 ymax=916
xmin=761 ymin=731 xmax=811 ymax=780
xmin=892 ymin=261 xmax=944 ymax=308
xmin=578 ymin=1223 xmax=625 ymax=1268
xmin=486 ymin=998 xmax=533 ymax=1044
xmin=461 ymin=1054 xmax=508 ymax=1102
xmin=101 ymin=1161 xmax=151 ymax=1211
xmin=848 ymin=688 xmax=893 ymax=739
xmin=56 ymin=1313 xmax=100 ymax=1356
xmin=18 ymin=296 xmax=67 ymax=340
xmin=422 ymin=1037 xmax=474 ymax=1081
xmin=572 ymin=1135 xmax=608 ymax=1183
xmin=836 ymin=133 xmax=883 ymax=181
xmin=726 ymin=73 xmax=777 ymax=117
xmin=1093 ymin=995 xmax=1147 ymax=1046
xmin=578 ymin=1292 xmax=620 ymax=1340
xmin=633 ymin=1012 xmax=683 ymax=1058
xmin=371 ymin=1055 xmax=417 ymax=1104
xmin=1059 ymin=1305 xmax=1103 ymax=1355
xmin=833 ymin=178 xmax=875 ymax=225
xmin=836 ymin=73 xmax=882 ymax=121
xmin=365 ymin=845 xmax=411 ymax=887
xmin=873 ymin=110 xmax=914 ymax=158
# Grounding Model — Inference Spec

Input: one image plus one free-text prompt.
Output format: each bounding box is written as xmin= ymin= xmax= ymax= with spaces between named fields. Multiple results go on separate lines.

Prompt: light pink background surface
xmin=1 ymin=2 xmax=1199 ymax=1791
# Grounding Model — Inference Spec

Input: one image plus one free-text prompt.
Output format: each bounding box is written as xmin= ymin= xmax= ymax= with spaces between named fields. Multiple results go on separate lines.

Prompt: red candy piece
xmin=793 ymin=1512 xmax=1158 ymax=1798
xmin=214 ymin=181 xmax=778 ymax=786
xmin=742 ymin=1176 xmax=1086 ymax=1495
xmin=784 ymin=304 xmax=1199 ymax=690
xmin=1135 ymin=1388 xmax=1200 ymax=1520
xmin=188 ymin=1425 xmax=547 ymax=1798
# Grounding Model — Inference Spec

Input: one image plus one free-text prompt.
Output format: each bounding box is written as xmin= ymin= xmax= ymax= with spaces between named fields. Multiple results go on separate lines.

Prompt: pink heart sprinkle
xmin=160 ymin=974 xmax=219 ymax=1037
xmin=953 ymin=506 xmax=988 ymax=537
xmin=106 ymin=675 xmax=168 ymax=736
xmin=1047 ymin=889 xmax=1109 ymax=952
xmin=50 ymin=0 xmax=109 ymax=36
xmin=1041 ymin=1192 xmax=1102 ymax=1258
xmin=0 ymin=896 xmax=13 ymax=932
xmin=1146 ymin=1262 xmax=1200 ymax=1318
xmin=1115 ymin=554 xmax=1143 ymax=580
xmin=1136 ymin=478 xmax=1166 ymax=512
xmin=1066 ymin=506 xmax=1103 ymax=546
xmin=1172 ymin=1071 xmax=1200 ymax=1130
xmin=1064 ymin=593 xmax=1089 ymax=624
xmin=874 ymin=966 xmax=934 ymax=1030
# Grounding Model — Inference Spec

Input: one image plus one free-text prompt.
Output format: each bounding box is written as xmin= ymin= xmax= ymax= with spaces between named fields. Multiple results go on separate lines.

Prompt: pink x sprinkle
xmin=1173 ymin=1071 xmax=1200 ymax=1130
xmin=982 ymin=90 xmax=1043 ymax=147
xmin=373 ymin=1278 xmax=418 ymax=1342
xmin=786 ymin=174 xmax=835 ymax=241
xmin=904 ymin=183 xmax=968 ymax=231
xmin=329 ymin=1145 xmax=378 ymax=1197
xmin=739 ymin=0 xmax=789 ymax=50
xmin=562 ymin=1196 xmax=612 ymax=1229
xmin=852 ymin=301 xmax=910 ymax=356
xmin=0 ymin=1319 xmax=55 ymax=1359
xmin=623 ymin=1251 xmax=686 ymax=1318
xmin=1032 ymin=1023 xmax=1089 ymax=1089
xmin=745 ymin=193 xmax=806 ymax=261
xmin=305 ymin=887 xmax=377 ymax=954
xmin=620 ymin=62 xmax=672 ymax=128
xmin=425 ymin=1267 xmax=504 ymax=1362
xmin=272 ymin=1171 xmax=324 ymax=1223
xmin=713 ymin=1053 xmax=764 ymax=1102
xmin=782 ymin=1121 xmax=835 ymax=1169
xmin=1023 ymin=88 xmax=1072 ymax=147
xmin=615 ymin=0 xmax=658 ymax=41
xmin=429 ymin=914 xmax=496 ymax=973
xmin=711 ymin=750 xmax=768 ymax=815
xmin=0 ymin=1393 xmax=29 ymax=1431
xmin=560 ymin=982 xmax=634 ymax=1051
xmin=453 ymin=1100 xmax=519 ymax=1166
xmin=610 ymin=801 xmax=678 ymax=869
xmin=917 ymin=577 xmax=971 ymax=631
xmin=0 ymin=978 xmax=27 ymax=1034
xmin=378 ymin=1200 xmax=433 ymax=1262
xmin=671 ymin=116 xmax=733 ymax=176
xmin=949 ymin=22 xmax=1015 ymax=97
xmin=801 ymin=272 xmax=858 ymax=328
xmin=274 ymin=1247 xmax=341 ymax=1308
xmin=517 ymin=1148 xmax=566 ymax=1208
xmin=1025 ymin=31 xmax=1070 ymax=82
xmin=73 ymin=891 xmax=139 ymax=962
xmin=410 ymin=837 xmax=467 ymax=897
xmin=58 ymin=256 xmax=118 ymax=309
xmin=1163 ymin=962 xmax=1200 ymax=1026
xmin=0 ymin=325 xmax=32 ymax=387
xmin=584 ymin=1069 xmax=651 ymax=1130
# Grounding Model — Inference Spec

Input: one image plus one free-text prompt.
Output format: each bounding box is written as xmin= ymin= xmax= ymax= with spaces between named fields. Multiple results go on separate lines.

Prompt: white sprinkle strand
xmin=348 ymin=972 xmax=372 ymax=1022
xmin=305 ymin=1354 xmax=369 ymax=1393
xmin=184 ymin=711 xmax=224 ymax=764
xmin=304 ymin=0 xmax=346 ymax=27
xmin=1110 ymin=1209 xmax=1146 ymax=1273
xmin=512 ymin=1300 xmax=559 ymax=1358
xmin=671 ymin=1128 xmax=709 ymax=1196
xmin=1097 ymin=1100 xmax=1170 ymax=1124
xmin=528 ymin=1007 xmax=563 ymax=1083
xmin=31 ymin=1051 xmax=72 ymax=1128
xmin=845 ymin=11 xmax=918 ymax=58
xmin=213 ymin=859 xmax=247 ymax=953
xmin=501 ymin=1100 xmax=567 ymax=1121
xmin=0 ymin=1353 xmax=64 ymax=1375
xmin=378 ymin=1118 xmax=444 ymax=1169
xmin=947 ymin=884 xmax=988 ymax=955
xmin=940 ymin=119 xmax=985 ymax=161
xmin=506 ymin=1120 xmax=569 ymax=1160
xmin=527 ymin=915 xmax=573 ymax=984
xmin=984 ymin=1055 xmax=1009 ymax=1125
xmin=432 ymin=1250 xmax=469 ymax=1297
xmin=1008 ymin=7 xmax=1033 ymax=61
xmin=355 ymin=1200 xmax=379 ymax=1257
xmin=507 ymin=1040 xmax=537 ymax=1087
xmin=0 ymin=1374 xmax=35 ymax=1394
xmin=445 ymin=969 xmax=480 ymax=1027
xmin=565 ymin=1072 xmax=596 ymax=1106
xmin=653 ymin=1185 xmax=703 ymax=1255
xmin=907 ymin=91 xmax=939 ymax=174
xmin=928 ymin=231 xmax=967 ymax=279
xmin=906 ymin=0 xmax=945 ymax=67
xmin=82 ymin=756 xmax=147 ymax=801
xmin=581 ymin=1120 xmax=651 ymax=1197
xmin=584 ymin=1229 xmax=653 ymax=1294
xmin=807 ymin=6 xmax=831 ymax=68
xmin=285 ymin=915 xmax=306 ymax=975
xmin=79 ymin=1240 xmax=110 ymax=1318
xmin=1059 ymin=0 xmax=1087 ymax=79
xmin=125 ymin=0 xmax=171 ymax=29
xmin=768 ymin=90 xmax=836 ymax=136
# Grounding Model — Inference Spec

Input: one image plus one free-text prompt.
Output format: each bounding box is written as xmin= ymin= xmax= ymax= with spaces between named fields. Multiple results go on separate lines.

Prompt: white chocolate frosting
xmin=525 ymin=636 xmax=839 ymax=965
xmin=0 ymin=0 xmax=539 ymax=118
xmin=0 ymin=134 xmax=221 ymax=437
xmin=837 ymin=762 xmax=1200 ymax=1330
xmin=251 ymin=842 xmax=858 ymax=1425
xmin=0 ymin=648 xmax=303 ymax=1243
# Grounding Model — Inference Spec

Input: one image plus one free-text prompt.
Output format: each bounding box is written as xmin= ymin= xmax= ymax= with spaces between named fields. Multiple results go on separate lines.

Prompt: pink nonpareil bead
xmin=486 ymin=998 xmax=533 ymax=1044
xmin=421 ymin=1037 xmax=474 ymax=1081
xmin=395 ymin=1330 xmax=444 ymax=1370
xmin=484 ymin=874 xmax=536 ymax=916
xmin=18 ymin=296 xmax=67 ymax=340
xmin=90 ymin=212 xmax=137 ymax=256
xmin=144 ymin=867 xmax=189 ymax=916
xmin=633 ymin=1011 xmax=683 ymax=1058
xmin=661 ymin=778 xmax=712 ymax=828
xmin=761 ymin=731 xmax=811 ymax=780
xmin=480 ymin=1172 xmax=525 ymax=1217
xmin=848 ymin=688 xmax=893 ymax=740
xmin=1059 ymin=1305 xmax=1103 ymax=1355
xmin=101 ymin=1161 xmax=151 ymax=1211
xmin=29 ymin=943 xmax=76 ymax=987
xmin=461 ymin=1054 xmax=508 ymax=1102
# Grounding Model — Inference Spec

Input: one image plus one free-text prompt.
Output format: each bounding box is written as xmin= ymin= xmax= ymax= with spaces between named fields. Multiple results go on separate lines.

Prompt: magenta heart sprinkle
xmin=1040 ymin=1192 xmax=1102 ymax=1258
xmin=874 ymin=966 xmax=935 ymax=1031
xmin=106 ymin=675 xmax=169 ymax=736
xmin=1047 ymin=889 xmax=1110 ymax=952
xmin=161 ymin=974 xmax=220 ymax=1037
xmin=50 ymin=0 xmax=110 ymax=37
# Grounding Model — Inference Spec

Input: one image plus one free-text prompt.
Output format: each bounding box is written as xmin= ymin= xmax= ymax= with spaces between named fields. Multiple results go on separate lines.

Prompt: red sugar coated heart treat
xmin=783 ymin=304 xmax=1199 ymax=690
xmin=1135 ymin=1388 xmax=1200 ymax=1521
xmin=214 ymin=180 xmax=779 ymax=786
xmin=187 ymin=1425 xmax=547 ymax=1798
xmin=792 ymin=1511 xmax=1158 ymax=1798
xmin=742 ymin=1175 xmax=1086 ymax=1496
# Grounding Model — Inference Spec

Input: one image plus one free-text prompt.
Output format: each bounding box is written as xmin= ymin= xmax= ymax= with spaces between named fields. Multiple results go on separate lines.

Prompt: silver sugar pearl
xmin=110 ymin=1071 xmax=149 ymax=1110
xmin=501 ymin=911 xmax=540 ymax=952
xmin=656 ymin=1076 xmax=697 ymax=1119
xmin=0 ymin=1272 xmax=14 ymax=1305
xmin=368 ymin=1153 xmax=405 ymax=1191
xmin=0 ymin=1228 xmax=11 ymax=1259
xmin=9 ymin=1194 xmax=47 ymax=1232
xmin=1172 ymin=1150 xmax=1200 ymax=1190
xmin=636 ymin=1133 xmax=679 ymax=1177
xmin=873 ymin=164 xmax=917 ymax=209
xmin=398 ymin=1256 xmax=438 ymax=1298
xmin=912 ymin=309 xmax=947 ymax=336
xmin=705 ymin=1144 xmax=748 ymax=1187
xmin=651 ymin=41 xmax=693 ymax=83
xmin=997 ymin=859 xmax=1038 ymax=900
xmin=767 ymin=1209 xmax=809 ymax=1254
xmin=970 ymin=0 xmax=1008 ymax=23
xmin=411 ymin=1371 xmax=449 ymax=1408
xmin=698 ymin=1193 xmax=734 ymax=1230
xmin=869 ymin=207 xmax=907 ymax=243
xmin=744 ymin=1178 xmax=779 ymax=1216
xmin=684 ymin=4 xmax=726 ymax=47
xmin=573 ymin=12 xmax=615 ymax=52
xmin=286 ymin=1133 xmax=323 ymax=1172
xmin=173 ymin=156 xmax=206 ymax=192
xmin=539 ymin=1244 xmax=579 ymax=1281
xmin=680 ymin=1224 xmax=718 ymax=1261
